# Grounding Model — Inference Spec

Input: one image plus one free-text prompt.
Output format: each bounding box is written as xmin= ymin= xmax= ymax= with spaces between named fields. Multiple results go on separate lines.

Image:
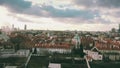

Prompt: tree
xmin=79 ymin=44 xmax=85 ymax=58
xmin=71 ymin=44 xmax=85 ymax=58
xmin=0 ymin=31 xmax=2 ymax=34
xmin=10 ymin=34 xmax=25 ymax=51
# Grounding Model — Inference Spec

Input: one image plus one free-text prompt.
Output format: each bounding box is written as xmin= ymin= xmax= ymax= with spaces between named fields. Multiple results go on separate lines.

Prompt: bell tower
xmin=73 ymin=32 xmax=81 ymax=49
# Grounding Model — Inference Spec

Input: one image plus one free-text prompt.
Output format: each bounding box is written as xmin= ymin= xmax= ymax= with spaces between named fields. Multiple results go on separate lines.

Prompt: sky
xmin=0 ymin=0 xmax=120 ymax=31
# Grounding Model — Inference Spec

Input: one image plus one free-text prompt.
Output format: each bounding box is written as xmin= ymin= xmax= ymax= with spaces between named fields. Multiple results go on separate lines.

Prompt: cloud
xmin=97 ymin=0 xmax=120 ymax=8
xmin=24 ymin=5 xmax=98 ymax=19
xmin=9 ymin=4 xmax=115 ymax=25
xmin=16 ymin=16 xmax=33 ymax=23
xmin=74 ymin=0 xmax=120 ymax=8
xmin=0 ymin=0 xmax=32 ymax=12
xmin=0 ymin=0 xmax=99 ymax=19
xmin=0 ymin=0 xmax=119 ymax=29
xmin=42 ymin=5 xmax=95 ymax=18
xmin=5 ymin=4 xmax=98 ymax=22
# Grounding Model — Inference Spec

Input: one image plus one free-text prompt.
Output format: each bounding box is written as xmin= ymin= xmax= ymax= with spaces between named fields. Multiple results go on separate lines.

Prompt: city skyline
xmin=0 ymin=0 xmax=120 ymax=31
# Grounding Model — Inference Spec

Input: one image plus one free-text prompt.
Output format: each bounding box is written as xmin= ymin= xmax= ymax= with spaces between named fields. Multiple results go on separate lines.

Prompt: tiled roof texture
xmin=35 ymin=43 xmax=70 ymax=49
xmin=95 ymin=38 xmax=120 ymax=50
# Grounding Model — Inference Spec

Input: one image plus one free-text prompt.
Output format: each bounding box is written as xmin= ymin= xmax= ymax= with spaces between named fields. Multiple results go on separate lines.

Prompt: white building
xmin=5 ymin=66 xmax=17 ymax=68
xmin=84 ymin=47 xmax=103 ymax=61
xmin=36 ymin=48 xmax=71 ymax=54
xmin=0 ymin=49 xmax=30 ymax=58
xmin=16 ymin=49 xmax=30 ymax=57
xmin=48 ymin=63 xmax=61 ymax=68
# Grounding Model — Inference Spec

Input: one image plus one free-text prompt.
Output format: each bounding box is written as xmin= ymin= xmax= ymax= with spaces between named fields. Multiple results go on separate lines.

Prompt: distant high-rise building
xmin=12 ymin=24 xmax=14 ymax=29
xmin=11 ymin=24 xmax=15 ymax=31
xmin=118 ymin=24 xmax=120 ymax=33
xmin=1 ymin=26 xmax=11 ymax=35
xmin=24 ymin=24 xmax=27 ymax=30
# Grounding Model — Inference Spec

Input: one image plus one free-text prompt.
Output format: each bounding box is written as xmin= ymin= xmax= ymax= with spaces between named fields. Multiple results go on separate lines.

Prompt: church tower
xmin=73 ymin=32 xmax=81 ymax=49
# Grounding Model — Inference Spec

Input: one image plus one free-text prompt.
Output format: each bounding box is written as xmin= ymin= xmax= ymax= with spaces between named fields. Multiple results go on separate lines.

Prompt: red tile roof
xmin=95 ymin=39 xmax=120 ymax=50
xmin=34 ymin=43 xmax=71 ymax=49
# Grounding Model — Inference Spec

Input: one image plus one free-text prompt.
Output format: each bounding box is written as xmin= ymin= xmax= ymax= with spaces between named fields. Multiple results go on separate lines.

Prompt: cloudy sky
xmin=0 ymin=0 xmax=120 ymax=31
